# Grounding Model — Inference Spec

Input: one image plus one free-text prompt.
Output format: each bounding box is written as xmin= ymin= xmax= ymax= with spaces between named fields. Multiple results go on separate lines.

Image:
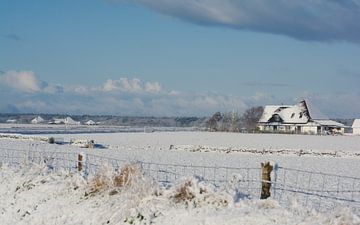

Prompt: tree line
xmin=206 ymin=106 xmax=264 ymax=132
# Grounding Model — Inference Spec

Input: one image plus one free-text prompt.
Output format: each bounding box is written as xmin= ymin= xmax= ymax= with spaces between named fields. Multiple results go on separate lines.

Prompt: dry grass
xmin=88 ymin=173 xmax=111 ymax=194
xmin=88 ymin=164 xmax=141 ymax=195
xmin=173 ymin=180 xmax=195 ymax=203
xmin=113 ymin=164 xmax=139 ymax=188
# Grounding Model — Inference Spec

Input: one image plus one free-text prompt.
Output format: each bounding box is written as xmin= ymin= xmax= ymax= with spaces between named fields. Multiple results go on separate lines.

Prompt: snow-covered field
xmin=1 ymin=128 xmax=360 ymax=224
xmin=1 ymin=164 xmax=359 ymax=225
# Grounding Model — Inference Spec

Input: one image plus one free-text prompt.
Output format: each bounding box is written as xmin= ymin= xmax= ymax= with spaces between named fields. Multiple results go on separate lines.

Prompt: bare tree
xmin=241 ymin=106 xmax=264 ymax=132
xmin=206 ymin=112 xmax=223 ymax=131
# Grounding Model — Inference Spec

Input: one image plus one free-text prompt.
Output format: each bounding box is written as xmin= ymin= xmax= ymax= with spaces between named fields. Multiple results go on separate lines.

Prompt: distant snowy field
xmin=1 ymin=130 xmax=360 ymax=175
xmin=1 ymin=128 xmax=360 ymax=224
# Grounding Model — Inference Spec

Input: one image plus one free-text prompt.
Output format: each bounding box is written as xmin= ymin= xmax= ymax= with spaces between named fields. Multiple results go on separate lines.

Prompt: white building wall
xmin=302 ymin=126 xmax=318 ymax=135
xmin=353 ymin=128 xmax=360 ymax=135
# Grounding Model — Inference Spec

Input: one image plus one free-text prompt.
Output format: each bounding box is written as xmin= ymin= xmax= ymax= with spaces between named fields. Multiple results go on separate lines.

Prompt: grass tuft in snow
xmin=87 ymin=163 xmax=158 ymax=198
xmin=169 ymin=177 xmax=231 ymax=209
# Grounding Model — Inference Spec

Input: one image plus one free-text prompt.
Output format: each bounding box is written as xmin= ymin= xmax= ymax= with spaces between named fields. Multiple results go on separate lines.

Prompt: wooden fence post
xmin=261 ymin=162 xmax=273 ymax=199
xmin=78 ymin=153 xmax=83 ymax=172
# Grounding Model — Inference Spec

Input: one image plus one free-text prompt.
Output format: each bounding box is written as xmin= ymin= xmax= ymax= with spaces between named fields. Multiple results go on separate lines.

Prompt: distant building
xmin=49 ymin=118 xmax=65 ymax=124
xmin=49 ymin=117 xmax=80 ymax=125
xmin=6 ymin=119 xmax=17 ymax=123
xmin=85 ymin=120 xmax=96 ymax=125
xmin=64 ymin=117 xmax=80 ymax=125
xmin=31 ymin=116 xmax=45 ymax=124
xmin=352 ymin=119 xmax=360 ymax=135
xmin=258 ymin=100 xmax=346 ymax=135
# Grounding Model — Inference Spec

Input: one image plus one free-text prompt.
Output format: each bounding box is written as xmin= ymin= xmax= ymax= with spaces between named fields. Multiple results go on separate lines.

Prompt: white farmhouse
xmin=352 ymin=119 xmax=360 ymax=135
xmin=64 ymin=117 xmax=80 ymax=125
xmin=50 ymin=118 xmax=65 ymax=124
xmin=258 ymin=100 xmax=345 ymax=135
xmin=6 ymin=119 xmax=17 ymax=123
xmin=85 ymin=120 xmax=96 ymax=125
xmin=31 ymin=116 xmax=45 ymax=124
xmin=49 ymin=117 xmax=80 ymax=125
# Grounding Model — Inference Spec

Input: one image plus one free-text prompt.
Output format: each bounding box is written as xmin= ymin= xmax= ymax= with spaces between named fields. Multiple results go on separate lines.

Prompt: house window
xmin=291 ymin=113 xmax=295 ymax=118
xmin=299 ymin=112 xmax=303 ymax=118
xmin=317 ymin=126 xmax=321 ymax=134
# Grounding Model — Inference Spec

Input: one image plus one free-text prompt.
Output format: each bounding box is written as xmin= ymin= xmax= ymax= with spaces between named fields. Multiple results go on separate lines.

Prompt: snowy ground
xmin=46 ymin=131 xmax=360 ymax=177
xmin=1 ymin=164 xmax=359 ymax=225
xmin=1 ymin=130 xmax=360 ymax=224
xmin=1 ymin=131 xmax=360 ymax=175
xmin=0 ymin=123 xmax=200 ymax=134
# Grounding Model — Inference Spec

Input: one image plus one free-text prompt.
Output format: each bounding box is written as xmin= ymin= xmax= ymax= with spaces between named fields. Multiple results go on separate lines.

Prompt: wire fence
xmin=0 ymin=147 xmax=360 ymax=215
xmin=273 ymin=165 xmax=360 ymax=214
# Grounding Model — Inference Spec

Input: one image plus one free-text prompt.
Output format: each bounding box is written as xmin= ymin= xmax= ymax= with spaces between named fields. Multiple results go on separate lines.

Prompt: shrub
xmin=48 ymin=137 xmax=55 ymax=144
xmin=88 ymin=164 xmax=143 ymax=195
xmin=173 ymin=180 xmax=196 ymax=203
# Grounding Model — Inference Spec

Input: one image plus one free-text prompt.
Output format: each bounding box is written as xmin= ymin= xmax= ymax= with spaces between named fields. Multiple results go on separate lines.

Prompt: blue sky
xmin=1 ymin=0 xmax=360 ymax=117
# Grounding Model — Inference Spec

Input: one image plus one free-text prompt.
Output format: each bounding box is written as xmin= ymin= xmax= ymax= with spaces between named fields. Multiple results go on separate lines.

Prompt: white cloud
xmin=0 ymin=70 xmax=41 ymax=93
xmin=102 ymin=78 xmax=162 ymax=94
xmin=119 ymin=0 xmax=360 ymax=42
xmin=1 ymin=70 xmax=359 ymax=117
xmin=145 ymin=81 xmax=162 ymax=93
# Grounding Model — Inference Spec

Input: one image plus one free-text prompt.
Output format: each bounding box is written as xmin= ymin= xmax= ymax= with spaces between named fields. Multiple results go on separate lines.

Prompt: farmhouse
xmin=31 ymin=116 xmax=45 ymax=124
xmin=352 ymin=119 xmax=360 ymax=135
xmin=64 ymin=117 xmax=80 ymax=125
xmin=258 ymin=100 xmax=345 ymax=135
xmin=85 ymin=120 xmax=96 ymax=125
xmin=6 ymin=119 xmax=17 ymax=123
xmin=49 ymin=117 xmax=80 ymax=125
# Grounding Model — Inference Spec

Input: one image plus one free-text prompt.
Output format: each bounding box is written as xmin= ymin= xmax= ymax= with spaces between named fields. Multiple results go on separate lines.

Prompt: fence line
xmin=0 ymin=147 xmax=360 ymax=214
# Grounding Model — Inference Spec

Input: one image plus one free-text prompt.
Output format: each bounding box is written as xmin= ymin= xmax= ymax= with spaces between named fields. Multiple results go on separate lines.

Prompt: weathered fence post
xmin=78 ymin=153 xmax=84 ymax=172
xmin=261 ymin=162 xmax=273 ymax=199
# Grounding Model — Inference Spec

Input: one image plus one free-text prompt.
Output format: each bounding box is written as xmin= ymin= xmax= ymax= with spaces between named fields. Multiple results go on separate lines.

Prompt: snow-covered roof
xmin=259 ymin=104 xmax=308 ymax=124
xmin=259 ymin=106 xmax=285 ymax=123
xmin=259 ymin=100 xmax=330 ymax=124
xmin=65 ymin=117 xmax=80 ymax=125
xmin=53 ymin=118 xmax=65 ymax=124
xmin=313 ymin=120 xmax=345 ymax=128
xmin=31 ymin=116 xmax=45 ymax=124
xmin=352 ymin=119 xmax=360 ymax=128
xmin=85 ymin=120 xmax=96 ymax=125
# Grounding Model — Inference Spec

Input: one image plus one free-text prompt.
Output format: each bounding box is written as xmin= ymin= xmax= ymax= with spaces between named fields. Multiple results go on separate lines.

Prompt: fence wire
xmin=272 ymin=166 xmax=360 ymax=214
xmin=0 ymin=147 xmax=360 ymax=215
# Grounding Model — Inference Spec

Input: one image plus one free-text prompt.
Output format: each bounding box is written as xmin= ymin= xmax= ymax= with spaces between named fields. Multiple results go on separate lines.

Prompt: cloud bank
xmin=0 ymin=70 xmax=248 ymax=116
xmin=0 ymin=71 xmax=41 ymax=93
xmin=0 ymin=70 xmax=358 ymax=117
xmin=119 ymin=0 xmax=360 ymax=42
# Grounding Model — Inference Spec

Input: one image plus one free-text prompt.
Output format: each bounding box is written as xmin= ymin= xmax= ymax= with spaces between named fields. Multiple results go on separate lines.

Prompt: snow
xmin=85 ymin=120 xmax=96 ymax=125
xmin=1 ymin=130 xmax=360 ymax=223
xmin=259 ymin=100 xmax=334 ymax=124
xmin=1 ymin=132 xmax=360 ymax=176
xmin=259 ymin=104 xmax=309 ymax=124
xmin=0 ymin=123 xmax=200 ymax=134
xmin=313 ymin=119 xmax=346 ymax=127
xmin=1 ymin=164 xmax=359 ymax=225
xmin=31 ymin=116 xmax=45 ymax=124
xmin=48 ymin=131 xmax=360 ymax=155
